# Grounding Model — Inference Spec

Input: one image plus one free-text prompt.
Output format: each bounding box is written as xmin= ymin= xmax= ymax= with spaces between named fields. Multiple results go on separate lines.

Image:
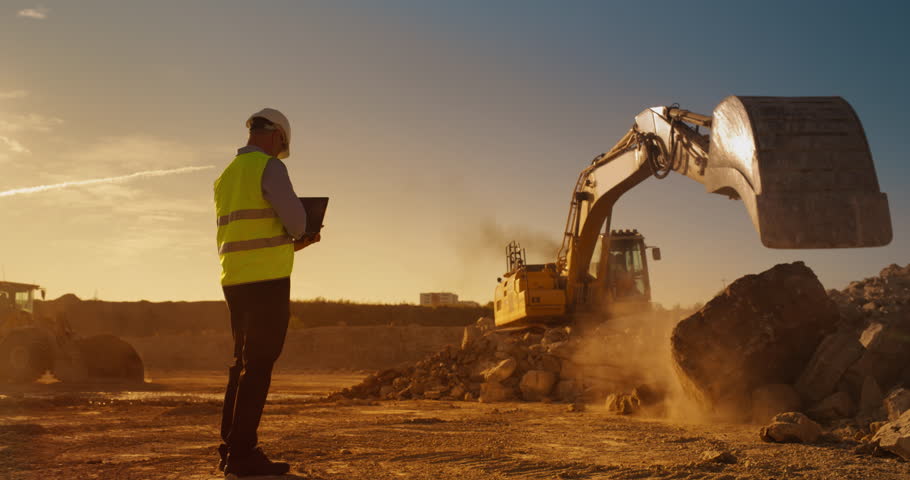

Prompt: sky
xmin=1 ymin=1 xmax=908 ymax=306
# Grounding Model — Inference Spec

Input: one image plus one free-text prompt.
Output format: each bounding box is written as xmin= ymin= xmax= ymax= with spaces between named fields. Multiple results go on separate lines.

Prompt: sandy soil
xmin=1 ymin=371 xmax=907 ymax=480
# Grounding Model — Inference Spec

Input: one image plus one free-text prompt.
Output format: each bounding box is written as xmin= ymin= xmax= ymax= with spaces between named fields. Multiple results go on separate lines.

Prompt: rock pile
xmin=332 ymin=318 xmax=573 ymax=403
xmin=330 ymin=313 xmax=674 ymax=410
xmin=828 ymin=263 xmax=910 ymax=328
xmin=817 ymin=263 xmax=910 ymax=457
xmin=825 ymin=264 xmax=910 ymax=397
xmin=795 ymin=264 xmax=910 ymax=427
xmin=332 ymin=260 xmax=910 ymax=460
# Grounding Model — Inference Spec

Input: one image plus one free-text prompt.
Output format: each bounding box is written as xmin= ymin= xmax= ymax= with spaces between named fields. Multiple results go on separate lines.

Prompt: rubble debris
xmin=672 ymin=262 xmax=839 ymax=416
xmin=751 ymin=384 xmax=801 ymax=424
xmin=760 ymin=412 xmax=822 ymax=444
xmin=483 ymin=358 xmax=518 ymax=383
xmin=331 ymin=313 xmax=673 ymax=407
xmin=461 ymin=326 xmax=480 ymax=349
xmin=794 ymin=332 xmax=864 ymax=404
xmin=884 ymin=388 xmax=910 ymax=421
xmin=871 ymin=410 xmax=910 ymax=460
xmin=700 ymin=449 xmax=737 ymax=464
xmin=605 ymin=392 xmax=640 ymax=415
xmin=604 ymin=385 xmax=663 ymax=415
xmin=830 ymin=264 xmax=910 ymax=326
xmin=480 ymin=380 xmax=516 ymax=403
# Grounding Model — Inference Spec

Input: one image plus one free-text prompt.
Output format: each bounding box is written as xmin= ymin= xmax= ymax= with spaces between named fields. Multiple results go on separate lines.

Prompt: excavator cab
xmin=584 ymin=229 xmax=656 ymax=317
xmin=605 ymin=229 xmax=651 ymax=301
xmin=0 ymin=282 xmax=41 ymax=333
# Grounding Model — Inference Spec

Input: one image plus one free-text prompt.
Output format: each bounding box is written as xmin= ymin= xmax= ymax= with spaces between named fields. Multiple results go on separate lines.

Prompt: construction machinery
xmin=0 ymin=281 xmax=144 ymax=383
xmin=494 ymin=96 xmax=892 ymax=328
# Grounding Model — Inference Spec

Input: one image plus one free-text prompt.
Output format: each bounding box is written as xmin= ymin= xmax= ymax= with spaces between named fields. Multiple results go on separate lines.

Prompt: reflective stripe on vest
xmin=214 ymin=150 xmax=294 ymax=286
xmin=218 ymin=233 xmax=294 ymax=254
xmin=216 ymin=207 xmax=278 ymax=226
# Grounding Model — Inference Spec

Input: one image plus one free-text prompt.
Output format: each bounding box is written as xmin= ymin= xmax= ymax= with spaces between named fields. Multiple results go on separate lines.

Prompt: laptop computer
xmin=298 ymin=197 xmax=329 ymax=235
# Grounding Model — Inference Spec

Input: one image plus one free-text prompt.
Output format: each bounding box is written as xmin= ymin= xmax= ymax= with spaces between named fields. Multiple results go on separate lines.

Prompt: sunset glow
xmin=1 ymin=2 xmax=907 ymax=307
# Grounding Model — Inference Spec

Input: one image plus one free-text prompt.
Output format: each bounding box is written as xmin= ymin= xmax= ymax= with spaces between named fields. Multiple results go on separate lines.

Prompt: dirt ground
xmin=1 ymin=371 xmax=908 ymax=480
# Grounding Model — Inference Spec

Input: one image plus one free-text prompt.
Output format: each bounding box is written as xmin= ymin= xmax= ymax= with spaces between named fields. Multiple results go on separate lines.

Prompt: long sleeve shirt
xmin=236 ymin=145 xmax=308 ymax=240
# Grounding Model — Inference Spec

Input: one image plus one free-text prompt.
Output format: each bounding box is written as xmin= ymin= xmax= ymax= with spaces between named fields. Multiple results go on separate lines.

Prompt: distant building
xmin=420 ymin=292 xmax=481 ymax=308
xmin=420 ymin=292 xmax=459 ymax=306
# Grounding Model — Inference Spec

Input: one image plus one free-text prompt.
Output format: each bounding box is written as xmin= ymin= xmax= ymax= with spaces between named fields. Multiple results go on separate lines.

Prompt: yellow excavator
xmin=494 ymin=96 xmax=892 ymax=328
xmin=0 ymin=281 xmax=144 ymax=383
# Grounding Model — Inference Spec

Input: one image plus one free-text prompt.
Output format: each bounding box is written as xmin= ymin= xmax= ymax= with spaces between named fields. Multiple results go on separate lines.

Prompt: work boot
xmin=224 ymin=447 xmax=290 ymax=477
xmin=217 ymin=443 xmax=228 ymax=472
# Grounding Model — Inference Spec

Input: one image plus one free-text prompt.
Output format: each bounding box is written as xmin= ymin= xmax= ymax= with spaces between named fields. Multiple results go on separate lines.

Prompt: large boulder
xmin=794 ymin=332 xmax=864 ymax=404
xmin=671 ymin=262 xmax=840 ymax=415
xmin=872 ymin=410 xmax=910 ymax=460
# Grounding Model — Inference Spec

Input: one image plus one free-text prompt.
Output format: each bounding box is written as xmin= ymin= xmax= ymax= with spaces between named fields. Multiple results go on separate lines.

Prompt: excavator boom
xmin=496 ymin=96 xmax=892 ymax=328
xmin=561 ymin=96 xmax=892 ymax=302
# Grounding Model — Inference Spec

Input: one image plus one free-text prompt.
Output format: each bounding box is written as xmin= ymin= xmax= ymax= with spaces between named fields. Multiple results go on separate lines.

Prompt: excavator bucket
xmin=707 ymin=96 xmax=892 ymax=249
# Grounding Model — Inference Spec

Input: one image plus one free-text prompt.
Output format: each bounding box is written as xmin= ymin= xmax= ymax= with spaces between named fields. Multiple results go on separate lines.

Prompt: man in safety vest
xmin=214 ymin=108 xmax=319 ymax=476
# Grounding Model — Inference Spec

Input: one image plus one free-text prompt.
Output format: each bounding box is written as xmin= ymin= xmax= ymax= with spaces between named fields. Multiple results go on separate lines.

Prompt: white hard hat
xmin=246 ymin=108 xmax=291 ymax=159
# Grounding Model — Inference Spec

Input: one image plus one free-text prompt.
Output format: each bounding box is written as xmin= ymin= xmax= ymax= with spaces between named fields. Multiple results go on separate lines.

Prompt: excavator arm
xmin=559 ymin=96 xmax=892 ymax=306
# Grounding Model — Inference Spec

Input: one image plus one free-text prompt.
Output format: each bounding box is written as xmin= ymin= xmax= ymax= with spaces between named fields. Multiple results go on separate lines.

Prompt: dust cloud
xmin=450 ymin=219 xmax=561 ymax=299
xmin=455 ymin=219 xmax=561 ymax=266
xmin=569 ymin=306 xmax=708 ymax=422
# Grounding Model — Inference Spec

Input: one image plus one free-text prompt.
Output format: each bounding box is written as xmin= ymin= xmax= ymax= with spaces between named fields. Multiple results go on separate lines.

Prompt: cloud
xmin=0 ymin=112 xmax=61 ymax=162
xmin=0 ymin=112 xmax=63 ymax=133
xmin=17 ymin=7 xmax=49 ymax=19
xmin=0 ymin=90 xmax=28 ymax=100
xmin=0 ymin=136 xmax=30 ymax=154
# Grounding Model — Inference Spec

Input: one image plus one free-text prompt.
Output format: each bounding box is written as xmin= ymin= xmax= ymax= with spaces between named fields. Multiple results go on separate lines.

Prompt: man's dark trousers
xmin=220 ymin=277 xmax=290 ymax=456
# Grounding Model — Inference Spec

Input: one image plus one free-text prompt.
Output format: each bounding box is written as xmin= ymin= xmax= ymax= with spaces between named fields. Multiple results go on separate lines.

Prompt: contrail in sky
xmin=0 ymin=165 xmax=214 ymax=198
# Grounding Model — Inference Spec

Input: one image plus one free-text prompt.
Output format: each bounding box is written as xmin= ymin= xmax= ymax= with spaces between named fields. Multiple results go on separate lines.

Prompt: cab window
xmin=608 ymin=239 xmax=646 ymax=298
xmin=15 ymin=290 xmax=34 ymax=313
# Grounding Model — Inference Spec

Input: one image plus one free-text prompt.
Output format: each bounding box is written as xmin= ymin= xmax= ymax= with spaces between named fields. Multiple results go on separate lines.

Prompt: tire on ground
xmin=0 ymin=328 xmax=54 ymax=383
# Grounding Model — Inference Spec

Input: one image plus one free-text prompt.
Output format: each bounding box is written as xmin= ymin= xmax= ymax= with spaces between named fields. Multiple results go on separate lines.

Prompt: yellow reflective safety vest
xmin=214 ymin=150 xmax=294 ymax=286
